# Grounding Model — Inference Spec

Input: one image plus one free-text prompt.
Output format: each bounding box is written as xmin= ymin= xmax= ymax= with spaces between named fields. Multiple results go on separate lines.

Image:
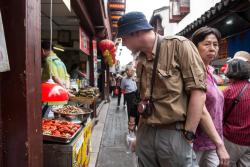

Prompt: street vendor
xmin=41 ymin=41 xmax=70 ymax=90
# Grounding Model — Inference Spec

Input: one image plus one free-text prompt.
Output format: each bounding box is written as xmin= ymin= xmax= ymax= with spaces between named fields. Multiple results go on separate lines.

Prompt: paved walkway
xmin=96 ymin=96 xmax=137 ymax=167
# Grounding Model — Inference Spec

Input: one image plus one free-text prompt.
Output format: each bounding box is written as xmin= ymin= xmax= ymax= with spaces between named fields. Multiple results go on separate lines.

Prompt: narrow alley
xmin=96 ymin=97 xmax=137 ymax=167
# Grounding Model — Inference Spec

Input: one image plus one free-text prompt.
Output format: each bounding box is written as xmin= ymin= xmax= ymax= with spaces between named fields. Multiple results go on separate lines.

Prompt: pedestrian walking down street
xmin=117 ymin=71 xmax=126 ymax=107
xmin=223 ymin=52 xmax=250 ymax=167
xmin=117 ymin=11 xmax=229 ymax=167
xmin=191 ymin=26 xmax=229 ymax=167
xmin=110 ymin=74 xmax=117 ymax=96
xmin=120 ymin=66 xmax=139 ymax=131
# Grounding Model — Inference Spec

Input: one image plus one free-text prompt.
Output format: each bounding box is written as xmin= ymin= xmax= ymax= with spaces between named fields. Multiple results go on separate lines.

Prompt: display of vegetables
xmin=42 ymin=119 xmax=81 ymax=138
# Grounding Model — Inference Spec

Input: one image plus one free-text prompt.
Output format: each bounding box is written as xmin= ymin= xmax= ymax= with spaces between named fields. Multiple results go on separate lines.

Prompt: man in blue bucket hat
xmin=117 ymin=12 xmax=229 ymax=167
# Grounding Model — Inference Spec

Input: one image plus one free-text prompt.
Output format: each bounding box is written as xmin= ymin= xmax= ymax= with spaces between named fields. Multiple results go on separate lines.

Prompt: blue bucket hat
xmin=117 ymin=12 xmax=153 ymax=37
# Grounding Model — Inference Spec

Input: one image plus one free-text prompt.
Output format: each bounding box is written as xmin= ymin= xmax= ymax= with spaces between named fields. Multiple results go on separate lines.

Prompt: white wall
xmin=156 ymin=0 xmax=221 ymax=35
xmin=172 ymin=0 xmax=221 ymax=34
xmin=154 ymin=8 xmax=178 ymax=36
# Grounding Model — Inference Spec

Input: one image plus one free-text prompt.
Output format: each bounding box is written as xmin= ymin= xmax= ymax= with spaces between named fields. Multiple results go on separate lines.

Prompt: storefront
xmin=40 ymin=0 xmax=112 ymax=167
xmin=0 ymin=0 xmax=113 ymax=166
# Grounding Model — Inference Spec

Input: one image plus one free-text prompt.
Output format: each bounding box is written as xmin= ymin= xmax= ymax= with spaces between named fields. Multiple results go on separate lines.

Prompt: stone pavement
xmin=90 ymin=96 xmax=137 ymax=167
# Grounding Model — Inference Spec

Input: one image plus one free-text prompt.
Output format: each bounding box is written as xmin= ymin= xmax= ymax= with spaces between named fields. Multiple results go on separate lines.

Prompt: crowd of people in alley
xmin=108 ymin=11 xmax=250 ymax=167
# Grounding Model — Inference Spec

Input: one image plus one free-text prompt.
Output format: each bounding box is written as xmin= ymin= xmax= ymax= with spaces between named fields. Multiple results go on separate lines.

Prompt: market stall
xmin=43 ymin=119 xmax=93 ymax=167
xmin=69 ymin=87 xmax=100 ymax=118
xmin=41 ymin=81 xmax=96 ymax=167
xmin=42 ymin=104 xmax=94 ymax=167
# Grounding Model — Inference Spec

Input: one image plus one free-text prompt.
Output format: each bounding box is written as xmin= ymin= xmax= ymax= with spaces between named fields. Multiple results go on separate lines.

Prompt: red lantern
xmin=110 ymin=47 xmax=116 ymax=55
xmin=99 ymin=39 xmax=117 ymax=66
xmin=98 ymin=39 xmax=115 ymax=52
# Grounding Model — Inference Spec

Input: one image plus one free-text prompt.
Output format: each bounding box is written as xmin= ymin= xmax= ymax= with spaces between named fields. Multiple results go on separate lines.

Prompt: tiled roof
xmin=177 ymin=0 xmax=246 ymax=36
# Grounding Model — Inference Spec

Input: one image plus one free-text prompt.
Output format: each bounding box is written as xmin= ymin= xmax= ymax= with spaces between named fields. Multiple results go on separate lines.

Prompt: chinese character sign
xmin=79 ymin=27 xmax=90 ymax=55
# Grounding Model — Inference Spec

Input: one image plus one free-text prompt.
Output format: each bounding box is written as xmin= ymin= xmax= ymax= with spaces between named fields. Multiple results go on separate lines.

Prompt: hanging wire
xmin=50 ymin=0 xmax=53 ymax=51
xmin=48 ymin=0 xmax=53 ymax=82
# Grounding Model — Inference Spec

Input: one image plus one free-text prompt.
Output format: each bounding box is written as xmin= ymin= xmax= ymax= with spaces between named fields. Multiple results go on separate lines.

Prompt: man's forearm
xmin=52 ymin=76 xmax=65 ymax=88
xmin=185 ymin=89 xmax=206 ymax=133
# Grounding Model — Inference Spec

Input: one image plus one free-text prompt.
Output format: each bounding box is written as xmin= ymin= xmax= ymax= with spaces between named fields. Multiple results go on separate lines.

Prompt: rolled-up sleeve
xmin=178 ymin=40 xmax=207 ymax=92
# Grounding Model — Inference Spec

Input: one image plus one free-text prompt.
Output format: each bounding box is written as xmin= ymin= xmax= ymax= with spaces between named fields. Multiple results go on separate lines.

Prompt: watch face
xmin=185 ymin=131 xmax=195 ymax=141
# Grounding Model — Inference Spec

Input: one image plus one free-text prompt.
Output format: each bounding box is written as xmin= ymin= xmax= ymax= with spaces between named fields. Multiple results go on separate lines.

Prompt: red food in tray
xmin=42 ymin=119 xmax=81 ymax=139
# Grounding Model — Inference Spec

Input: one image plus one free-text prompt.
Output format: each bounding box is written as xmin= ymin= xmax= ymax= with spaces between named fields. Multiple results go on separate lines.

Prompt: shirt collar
xmin=48 ymin=51 xmax=56 ymax=57
xmin=146 ymin=33 xmax=158 ymax=61
xmin=207 ymin=65 xmax=214 ymax=74
xmin=138 ymin=33 xmax=158 ymax=63
xmin=152 ymin=34 xmax=158 ymax=56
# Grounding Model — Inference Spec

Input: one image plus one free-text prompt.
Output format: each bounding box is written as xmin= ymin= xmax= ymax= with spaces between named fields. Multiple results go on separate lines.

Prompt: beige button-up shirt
xmin=136 ymin=35 xmax=207 ymax=125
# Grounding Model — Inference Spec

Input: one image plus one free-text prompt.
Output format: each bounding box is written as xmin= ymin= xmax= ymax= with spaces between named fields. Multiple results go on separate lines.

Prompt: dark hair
xmin=226 ymin=59 xmax=250 ymax=80
xmin=41 ymin=40 xmax=52 ymax=50
xmin=191 ymin=26 xmax=221 ymax=46
xmin=70 ymin=64 xmax=78 ymax=71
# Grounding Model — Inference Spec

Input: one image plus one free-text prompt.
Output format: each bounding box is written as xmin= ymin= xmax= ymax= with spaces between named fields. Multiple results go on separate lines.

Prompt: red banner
xmin=79 ymin=27 xmax=90 ymax=55
xmin=92 ymin=40 xmax=97 ymax=63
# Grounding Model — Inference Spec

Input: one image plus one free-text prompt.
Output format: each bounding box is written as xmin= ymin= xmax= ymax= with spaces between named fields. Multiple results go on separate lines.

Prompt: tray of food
xmin=52 ymin=105 xmax=93 ymax=124
xmin=42 ymin=119 xmax=82 ymax=143
xmin=69 ymin=96 xmax=96 ymax=104
xmin=78 ymin=87 xmax=100 ymax=98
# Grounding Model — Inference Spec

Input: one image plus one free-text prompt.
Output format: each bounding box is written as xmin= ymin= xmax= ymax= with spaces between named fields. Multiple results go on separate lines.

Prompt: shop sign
xmin=180 ymin=0 xmax=190 ymax=15
xmin=0 ymin=11 xmax=10 ymax=72
xmin=109 ymin=3 xmax=125 ymax=10
xmin=92 ymin=40 xmax=98 ymax=86
xmin=63 ymin=0 xmax=71 ymax=12
xmin=92 ymin=40 xmax=97 ymax=62
xmin=169 ymin=0 xmax=182 ymax=23
xmin=79 ymin=27 xmax=90 ymax=55
xmin=74 ymin=132 xmax=84 ymax=154
xmin=169 ymin=0 xmax=190 ymax=23
xmin=72 ymin=130 xmax=85 ymax=167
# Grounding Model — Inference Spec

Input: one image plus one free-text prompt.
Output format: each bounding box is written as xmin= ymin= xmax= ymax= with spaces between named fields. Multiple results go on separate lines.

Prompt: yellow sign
xmin=72 ymin=121 xmax=93 ymax=167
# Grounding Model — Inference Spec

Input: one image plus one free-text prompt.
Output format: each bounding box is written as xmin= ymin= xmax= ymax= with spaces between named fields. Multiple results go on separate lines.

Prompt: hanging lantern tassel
xmin=111 ymin=51 xmax=116 ymax=63
xmin=103 ymin=49 xmax=110 ymax=58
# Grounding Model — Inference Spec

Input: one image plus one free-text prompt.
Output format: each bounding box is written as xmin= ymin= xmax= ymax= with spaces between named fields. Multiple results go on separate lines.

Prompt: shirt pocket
xmin=157 ymin=68 xmax=179 ymax=83
xmin=158 ymin=69 xmax=171 ymax=79
xmin=156 ymin=68 xmax=181 ymax=95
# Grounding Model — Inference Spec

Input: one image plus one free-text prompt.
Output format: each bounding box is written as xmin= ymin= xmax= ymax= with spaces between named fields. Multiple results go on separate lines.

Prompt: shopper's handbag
xmin=113 ymin=87 xmax=119 ymax=96
xmin=223 ymin=81 xmax=249 ymax=124
xmin=125 ymin=131 xmax=136 ymax=154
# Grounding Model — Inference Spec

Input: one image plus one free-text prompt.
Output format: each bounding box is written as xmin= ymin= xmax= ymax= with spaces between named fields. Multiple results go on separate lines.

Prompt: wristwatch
xmin=183 ymin=130 xmax=196 ymax=142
